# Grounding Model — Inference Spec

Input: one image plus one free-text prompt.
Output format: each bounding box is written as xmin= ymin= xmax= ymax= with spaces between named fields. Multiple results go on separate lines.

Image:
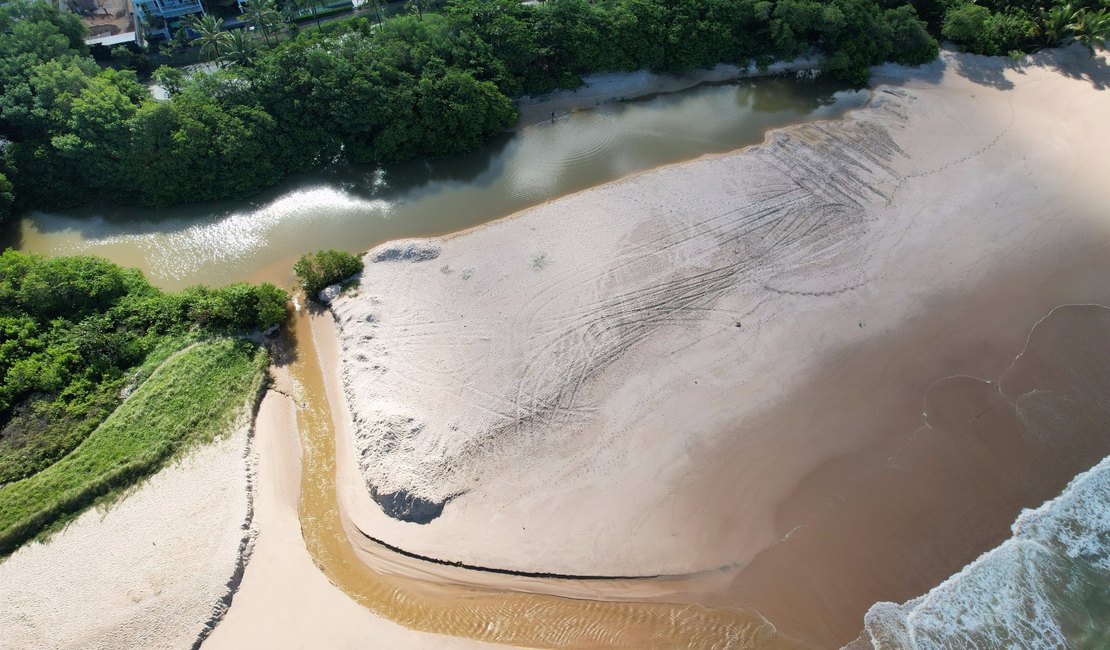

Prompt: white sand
xmin=327 ymin=45 xmax=1110 ymax=587
xmin=11 ymin=46 xmax=1108 ymax=650
xmin=0 ymin=418 xmax=254 ymax=650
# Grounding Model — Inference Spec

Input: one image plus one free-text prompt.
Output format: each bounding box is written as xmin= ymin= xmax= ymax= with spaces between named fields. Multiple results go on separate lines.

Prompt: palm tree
xmin=405 ymin=0 xmax=429 ymax=21
xmin=242 ymin=0 xmax=281 ymax=46
xmin=188 ymin=15 xmax=230 ymax=62
xmin=1041 ymin=2 xmax=1078 ymax=47
xmin=1068 ymin=8 xmax=1110 ymax=53
xmin=368 ymin=0 xmax=384 ymax=27
xmin=223 ymin=29 xmax=258 ymax=67
xmin=295 ymin=0 xmax=322 ymax=30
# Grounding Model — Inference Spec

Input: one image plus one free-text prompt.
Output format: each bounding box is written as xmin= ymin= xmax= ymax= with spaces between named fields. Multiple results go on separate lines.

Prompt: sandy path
xmin=0 ymin=416 xmax=253 ymax=650
xmin=321 ymin=46 xmax=1110 ymax=645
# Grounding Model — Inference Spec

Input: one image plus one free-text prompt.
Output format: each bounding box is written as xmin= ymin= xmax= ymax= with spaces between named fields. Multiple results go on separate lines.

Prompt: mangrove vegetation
xmin=0 ymin=0 xmax=1106 ymax=225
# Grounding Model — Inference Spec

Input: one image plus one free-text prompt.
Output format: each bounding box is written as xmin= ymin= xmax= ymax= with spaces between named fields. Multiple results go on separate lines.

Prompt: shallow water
xmin=850 ymin=305 xmax=1110 ymax=649
xmin=13 ymin=77 xmax=867 ymax=291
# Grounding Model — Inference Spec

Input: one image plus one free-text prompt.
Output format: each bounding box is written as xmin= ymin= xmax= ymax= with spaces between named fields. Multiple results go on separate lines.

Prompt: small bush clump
xmin=293 ymin=249 xmax=363 ymax=298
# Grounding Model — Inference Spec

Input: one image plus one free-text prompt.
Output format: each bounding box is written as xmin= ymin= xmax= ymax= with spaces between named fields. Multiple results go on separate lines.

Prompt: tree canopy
xmin=8 ymin=0 xmax=1099 ymax=222
xmin=294 ymin=249 xmax=363 ymax=297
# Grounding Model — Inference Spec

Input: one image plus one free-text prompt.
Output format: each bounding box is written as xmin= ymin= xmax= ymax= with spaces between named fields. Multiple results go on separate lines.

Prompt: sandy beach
xmin=5 ymin=46 xmax=1108 ymax=650
xmin=204 ymin=369 xmax=506 ymax=650
xmin=323 ymin=46 xmax=1110 ymax=646
xmin=0 ymin=412 xmax=255 ymax=650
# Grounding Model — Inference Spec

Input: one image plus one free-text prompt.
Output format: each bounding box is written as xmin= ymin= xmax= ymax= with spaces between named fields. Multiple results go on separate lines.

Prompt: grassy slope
xmin=0 ymin=335 xmax=196 ymax=486
xmin=0 ymin=338 xmax=268 ymax=556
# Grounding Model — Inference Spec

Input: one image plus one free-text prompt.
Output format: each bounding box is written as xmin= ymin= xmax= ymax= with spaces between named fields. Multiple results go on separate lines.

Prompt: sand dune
xmin=322 ymin=46 xmax=1110 ymax=645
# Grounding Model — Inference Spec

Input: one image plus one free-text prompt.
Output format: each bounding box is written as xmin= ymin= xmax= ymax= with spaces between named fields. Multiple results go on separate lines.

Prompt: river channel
xmin=14 ymin=76 xmax=867 ymax=291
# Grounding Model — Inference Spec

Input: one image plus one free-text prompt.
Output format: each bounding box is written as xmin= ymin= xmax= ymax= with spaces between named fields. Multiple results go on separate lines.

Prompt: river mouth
xmin=13 ymin=53 xmax=1110 ymax=649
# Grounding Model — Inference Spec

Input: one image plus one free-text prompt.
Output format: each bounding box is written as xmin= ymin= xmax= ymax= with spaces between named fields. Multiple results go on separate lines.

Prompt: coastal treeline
xmin=0 ymin=0 xmax=938 ymax=219
xmin=0 ymin=251 xmax=285 ymax=490
xmin=941 ymin=0 xmax=1110 ymax=56
xmin=1 ymin=0 xmax=1105 ymax=222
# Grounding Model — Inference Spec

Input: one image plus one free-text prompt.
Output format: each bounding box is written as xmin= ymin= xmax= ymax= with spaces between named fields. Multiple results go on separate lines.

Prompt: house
xmin=66 ymin=0 xmax=142 ymax=46
xmin=132 ymin=0 xmax=206 ymax=39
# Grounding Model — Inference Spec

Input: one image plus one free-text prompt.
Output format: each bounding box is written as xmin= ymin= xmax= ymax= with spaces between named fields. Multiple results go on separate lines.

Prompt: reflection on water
xmin=284 ymin=310 xmax=803 ymax=650
xmin=16 ymin=77 xmax=866 ymax=290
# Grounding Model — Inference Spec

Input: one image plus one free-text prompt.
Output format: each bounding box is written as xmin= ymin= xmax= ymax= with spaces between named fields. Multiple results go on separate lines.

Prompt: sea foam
xmin=851 ymin=453 xmax=1110 ymax=649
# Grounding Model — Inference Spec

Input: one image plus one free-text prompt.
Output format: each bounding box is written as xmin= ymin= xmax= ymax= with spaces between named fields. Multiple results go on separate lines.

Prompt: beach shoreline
xmin=321 ymin=46 xmax=1110 ymax=646
xmin=14 ymin=46 xmax=1109 ymax=650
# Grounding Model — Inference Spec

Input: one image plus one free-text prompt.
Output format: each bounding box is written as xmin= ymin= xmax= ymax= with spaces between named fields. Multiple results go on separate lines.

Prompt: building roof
xmin=85 ymin=31 xmax=139 ymax=46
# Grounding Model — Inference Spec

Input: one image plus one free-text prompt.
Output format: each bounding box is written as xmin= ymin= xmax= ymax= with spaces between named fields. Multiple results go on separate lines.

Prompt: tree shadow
xmin=1034 ymin=45 xmax=1110 ymax=90
xmin=869 ymin=56 xmax=946 ymax=88
xmin=24 ymin=129 xmax=516 ymax=239
xmin=950 ymin=51 xmax=1019 ymax=90
xmin=949 ymin=44 xmax=1110 ymax=91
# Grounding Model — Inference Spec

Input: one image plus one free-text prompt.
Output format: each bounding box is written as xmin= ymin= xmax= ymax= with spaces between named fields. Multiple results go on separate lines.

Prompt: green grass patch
xmin=0 ymin=338 xmax=268 ymax=556
xmin=0 ymin=385 xmax=121 ymax=485
xmin=0 ymin=335 xmax=196 ymax=486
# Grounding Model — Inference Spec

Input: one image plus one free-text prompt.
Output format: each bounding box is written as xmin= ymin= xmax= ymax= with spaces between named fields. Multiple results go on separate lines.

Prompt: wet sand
xmin=9 ymin=47 xmax=1110 ymax=650
xmin=322 ymin=46 xmax=1110 ymax=646
xmin=210 ymin=308 xmax=796 ymax=648
xmin=205 ymin=353 xmax=506 ymax=650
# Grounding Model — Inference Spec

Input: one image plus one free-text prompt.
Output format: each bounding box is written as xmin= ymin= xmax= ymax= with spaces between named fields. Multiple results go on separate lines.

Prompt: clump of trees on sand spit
xmin=2 ymin=0 xmax=1106 ymax=226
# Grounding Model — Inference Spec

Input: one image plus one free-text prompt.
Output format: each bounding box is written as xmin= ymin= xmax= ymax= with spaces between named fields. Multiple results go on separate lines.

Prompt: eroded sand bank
xmin=0 ymin=415 xmax=254 ymax=650
xmin=323 ymin=46 xmax=1110 ymax=646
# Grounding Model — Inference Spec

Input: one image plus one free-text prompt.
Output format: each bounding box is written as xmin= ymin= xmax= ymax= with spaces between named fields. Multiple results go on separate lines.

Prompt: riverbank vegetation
xmin=1 ymin=0 xmax=1105 ymax=223
xmin=0 ymin=338 xmax=268 ymax=556
xmin=0 ymin=251 xmax=286 ymax=553
xmin=941 ymin=0 xmax=1110 ymax=56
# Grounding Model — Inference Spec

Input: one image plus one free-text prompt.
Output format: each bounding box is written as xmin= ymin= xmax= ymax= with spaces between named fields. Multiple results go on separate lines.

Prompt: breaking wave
xmin=852 ymin=432 xmax=1110 ymax=649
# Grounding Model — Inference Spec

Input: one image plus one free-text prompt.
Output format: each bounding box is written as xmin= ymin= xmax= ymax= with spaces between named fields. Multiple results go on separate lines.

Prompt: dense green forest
xmin=0 ymin=0 xmax=1106 ymax=224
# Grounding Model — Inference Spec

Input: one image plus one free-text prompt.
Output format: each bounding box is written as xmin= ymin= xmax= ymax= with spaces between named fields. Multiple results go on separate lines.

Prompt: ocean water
xmin=851 ymin=305 xmax=1110 ymax=650
xmin=854 ymin=454 xmax=1110 ymax=649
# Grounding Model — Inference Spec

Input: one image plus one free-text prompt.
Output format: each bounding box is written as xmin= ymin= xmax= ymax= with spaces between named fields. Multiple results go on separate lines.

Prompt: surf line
xmin=350 ymin=523 xmax=737 ymax=582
